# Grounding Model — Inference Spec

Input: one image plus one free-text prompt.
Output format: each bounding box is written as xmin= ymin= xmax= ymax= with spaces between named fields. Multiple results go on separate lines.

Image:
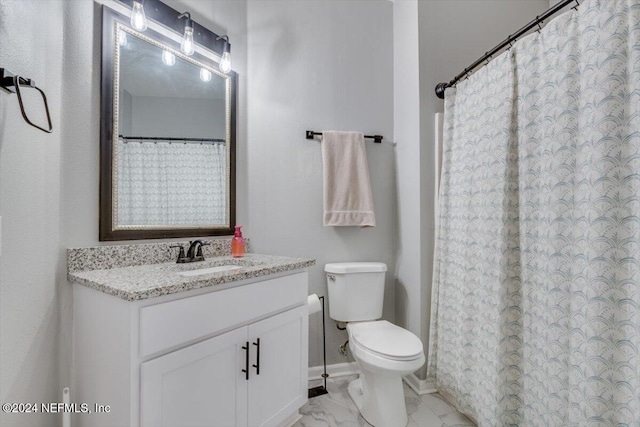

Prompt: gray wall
xmin=392 ymin=0 xmax=425 ymax=377
xmin=245 ymin=0 xmax=396 ymax=367
xmin=120 ymin=90 xmax=133 ymax=135
xmin=130 ymin=96 xmax=226 ymax=139
xmin=0 ymin=2 xmax=64 ymax=426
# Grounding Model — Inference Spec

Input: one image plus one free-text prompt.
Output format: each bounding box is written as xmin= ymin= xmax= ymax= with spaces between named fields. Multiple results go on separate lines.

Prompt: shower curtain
xmin=428 ymin=0 xmax=640 ymax=426
xmin=117 ymin=140 xmax=227 ymax=226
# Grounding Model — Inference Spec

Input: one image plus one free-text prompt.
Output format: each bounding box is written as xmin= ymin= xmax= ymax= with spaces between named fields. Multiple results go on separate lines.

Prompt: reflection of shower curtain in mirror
xmin=428 ymin=0 xmax=639 ymax=426
xmin=117 ymin=141 xmax=227 ymax=226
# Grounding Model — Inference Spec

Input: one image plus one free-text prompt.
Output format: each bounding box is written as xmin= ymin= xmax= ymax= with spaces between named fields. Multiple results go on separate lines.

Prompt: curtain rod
xmin=435 ymin=0 xmax=579 ymax=99
xmin=119 ymin=135 xmax=225 ymax=144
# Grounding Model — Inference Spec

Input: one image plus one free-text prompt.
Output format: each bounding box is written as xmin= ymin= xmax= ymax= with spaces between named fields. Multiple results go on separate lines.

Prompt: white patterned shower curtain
xmin=117 ymin=140 xmax=227 ymax=226
xmin=428 ymin=0 xmax=640 ymax=426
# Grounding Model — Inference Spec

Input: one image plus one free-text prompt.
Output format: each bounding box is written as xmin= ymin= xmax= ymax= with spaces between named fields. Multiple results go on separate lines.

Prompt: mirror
xmin=100 ymin=7 xmax=236 ymax=241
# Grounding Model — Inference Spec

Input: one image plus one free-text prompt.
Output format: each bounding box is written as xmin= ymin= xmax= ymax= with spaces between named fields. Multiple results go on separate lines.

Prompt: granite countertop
xmin=68 ymin=254 xmax=315 ymax=302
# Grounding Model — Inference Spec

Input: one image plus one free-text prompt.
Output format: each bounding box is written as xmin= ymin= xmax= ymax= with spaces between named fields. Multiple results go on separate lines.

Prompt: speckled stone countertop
xmin=68 ymin=254 xmax=315 ymax=301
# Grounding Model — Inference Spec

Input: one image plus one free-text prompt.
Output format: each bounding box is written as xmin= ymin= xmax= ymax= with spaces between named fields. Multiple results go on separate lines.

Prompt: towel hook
xmin=0 ymin=68 xmax=53 ymax=133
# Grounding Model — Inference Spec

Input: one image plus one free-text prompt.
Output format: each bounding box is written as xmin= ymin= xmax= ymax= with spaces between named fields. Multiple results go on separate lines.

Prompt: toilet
xmin=325 ymin=262 xmax=425 ymax=427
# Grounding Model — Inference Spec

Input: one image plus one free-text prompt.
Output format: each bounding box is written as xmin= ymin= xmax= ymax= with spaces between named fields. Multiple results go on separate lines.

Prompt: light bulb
xmin=118 ymin=30 xmax=128 ymax=47
xmin=130 ymin=1 xmax=148 ymax=32
xmin=219 ymin=51 xmax=231 ymax=74
xmin=162 ymin=50 xmax=176 ymax=66
xmin=216 ymin=35 xmax=231 ymax=74
xmin=181 ymin=27 xmax=195 ymax=56
xmin=200 ymin=68 xmax=212 ymax=82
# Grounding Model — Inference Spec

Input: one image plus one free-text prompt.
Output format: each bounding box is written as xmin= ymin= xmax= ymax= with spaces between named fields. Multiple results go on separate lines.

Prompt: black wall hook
xmin=1 ymin=68 xmax=53 ymax=133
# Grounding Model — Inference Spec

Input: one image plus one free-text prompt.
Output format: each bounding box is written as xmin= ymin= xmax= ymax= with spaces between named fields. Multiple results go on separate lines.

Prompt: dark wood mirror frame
xmin=99 ymin=4 xmax=236 ymax=241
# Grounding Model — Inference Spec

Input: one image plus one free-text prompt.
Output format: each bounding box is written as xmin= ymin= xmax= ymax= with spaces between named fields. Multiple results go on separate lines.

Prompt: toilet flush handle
xmin=327 ymin=274 xmax=336 ymax=281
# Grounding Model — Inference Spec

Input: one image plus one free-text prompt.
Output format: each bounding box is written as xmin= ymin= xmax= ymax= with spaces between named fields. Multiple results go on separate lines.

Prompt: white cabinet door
xmin=247 ymin=305 xmax=308 ymax=427
xmin=140 ymin=327 xmax=249 ymax=427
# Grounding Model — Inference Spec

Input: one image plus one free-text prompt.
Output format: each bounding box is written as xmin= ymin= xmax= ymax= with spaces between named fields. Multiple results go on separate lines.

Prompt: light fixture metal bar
xmin=116 ymin=0 xmax=230 ymax=56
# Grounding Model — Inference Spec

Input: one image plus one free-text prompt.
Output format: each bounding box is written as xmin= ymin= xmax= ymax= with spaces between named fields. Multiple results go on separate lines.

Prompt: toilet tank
xmin=325 ymin=262 xmax=387 ymax=322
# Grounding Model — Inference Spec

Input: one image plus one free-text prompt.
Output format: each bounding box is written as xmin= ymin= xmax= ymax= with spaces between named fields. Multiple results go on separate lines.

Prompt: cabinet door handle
xmin=241 ymin=342 xmax=249 ymax=380
xmin=252 ymin=338 xmax=260 ymax=375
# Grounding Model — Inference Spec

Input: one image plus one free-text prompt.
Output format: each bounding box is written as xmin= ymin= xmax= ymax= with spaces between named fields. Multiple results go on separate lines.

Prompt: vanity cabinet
xmin=72 ymin=271 xmax=309 ymax=427
xmin=141 ymin=327 xmax=248 ymax=427
xmin=140 ymin=306 xmax=307 ymax=427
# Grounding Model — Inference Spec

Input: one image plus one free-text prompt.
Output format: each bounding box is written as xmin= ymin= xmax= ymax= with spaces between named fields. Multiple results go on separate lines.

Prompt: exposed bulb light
xmin=217 ymin=35 xmax=231 ymax=74
xmin=118 ymin=30 xmax=128 ymax=47
xmin=181 ymin=27 xmax=195 ymax=55
xmin=219 ymin=52 xmax=231 ymax=74
xmin=162 ymin=50 xmax=176 ymax=66
xmin=200 ymin=68 xmax=212 ymax=82
xmin=178 ymin=12 xmax=195 ymax=56
xmin=130 ymin=1 xmax=148 ymax=32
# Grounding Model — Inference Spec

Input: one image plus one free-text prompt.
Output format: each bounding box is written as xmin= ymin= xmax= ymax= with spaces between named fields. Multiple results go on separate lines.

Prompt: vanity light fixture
xmin=161 ymin=50 xmax=176 ymax=66
xmin=217 ymin=35 xmax=231 ymax=74
xmin=130 ymin=0 xmax=148 ymax=32
xmin=199 ymin=68 xmax=212 ymax=82
xmin=178 ymin=12 xmax=195 ymax=56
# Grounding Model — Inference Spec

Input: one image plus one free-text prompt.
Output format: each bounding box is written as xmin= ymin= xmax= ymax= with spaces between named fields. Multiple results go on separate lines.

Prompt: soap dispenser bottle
xmin=231 ymin=225 xmax=245 ymax=257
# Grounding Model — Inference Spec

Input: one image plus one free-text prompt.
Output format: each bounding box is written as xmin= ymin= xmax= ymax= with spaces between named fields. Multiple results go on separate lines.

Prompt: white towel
xmin=321 ymin=131 xmax=376 ymax=227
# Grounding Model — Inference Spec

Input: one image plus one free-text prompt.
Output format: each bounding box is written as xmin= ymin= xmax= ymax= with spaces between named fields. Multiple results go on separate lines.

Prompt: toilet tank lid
xmin=325 ymin=262 xmax=387 ymax=274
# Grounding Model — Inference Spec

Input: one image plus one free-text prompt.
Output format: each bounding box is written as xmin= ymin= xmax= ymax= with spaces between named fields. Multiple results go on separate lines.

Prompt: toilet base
xmin=348 ymin=374 xmax=408 ymax=427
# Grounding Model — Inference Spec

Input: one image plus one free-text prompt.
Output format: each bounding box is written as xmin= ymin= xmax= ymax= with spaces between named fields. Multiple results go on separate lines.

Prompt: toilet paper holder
xmin=308 ymin=294 xmax=329 ymax=399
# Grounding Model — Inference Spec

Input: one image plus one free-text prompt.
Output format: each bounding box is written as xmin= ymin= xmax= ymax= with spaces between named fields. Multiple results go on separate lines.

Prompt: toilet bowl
xmin=325 ymin=262 xmax=425 ymax=427
xmin=347 ymin=321 xmax=425 ymax=427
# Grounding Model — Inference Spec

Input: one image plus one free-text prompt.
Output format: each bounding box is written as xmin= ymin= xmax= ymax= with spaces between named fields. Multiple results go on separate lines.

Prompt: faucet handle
xmin=196 ymin=241 xmax=210 ymax=258
xmin=169 ymin=245 xmax=188 ymax=263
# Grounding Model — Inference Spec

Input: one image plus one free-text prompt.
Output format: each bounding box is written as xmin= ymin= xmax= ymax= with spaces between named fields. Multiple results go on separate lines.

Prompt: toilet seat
xmin=348 ymin=320 xmax=423 ymax=361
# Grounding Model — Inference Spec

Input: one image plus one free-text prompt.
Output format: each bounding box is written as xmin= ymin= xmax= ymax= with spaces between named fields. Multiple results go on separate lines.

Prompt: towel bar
xmin=306 ymin=130 xmax=383 ymax=143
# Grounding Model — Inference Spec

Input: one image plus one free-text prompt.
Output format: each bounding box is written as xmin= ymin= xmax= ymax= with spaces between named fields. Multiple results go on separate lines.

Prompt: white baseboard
xmin=402 ymin=373 xmax=437 ymax=395
xmin=282 ymin=412 xmax=303 ymax=427
xmin=308 ymin=362 xmax=358 ymax=381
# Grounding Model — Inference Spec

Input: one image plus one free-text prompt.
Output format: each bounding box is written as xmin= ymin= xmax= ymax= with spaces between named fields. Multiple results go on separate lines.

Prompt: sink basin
xmin=177 ymin=265 xmax=243 ymax=277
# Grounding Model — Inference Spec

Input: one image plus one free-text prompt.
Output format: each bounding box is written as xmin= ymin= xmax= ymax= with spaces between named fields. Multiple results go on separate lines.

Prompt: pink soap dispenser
xmin=231 ymin=225 xmax=245 ymax=257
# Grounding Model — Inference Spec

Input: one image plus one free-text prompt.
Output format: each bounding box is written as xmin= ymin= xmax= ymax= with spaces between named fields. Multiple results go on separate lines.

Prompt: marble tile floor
xmin=294 ymin=375 xmax=476 ymax=427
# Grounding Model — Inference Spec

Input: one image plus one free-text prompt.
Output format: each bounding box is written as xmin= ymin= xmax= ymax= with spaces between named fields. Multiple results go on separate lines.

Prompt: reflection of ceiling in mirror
xmin=119 ymin=31 xmax=226 ymax=100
